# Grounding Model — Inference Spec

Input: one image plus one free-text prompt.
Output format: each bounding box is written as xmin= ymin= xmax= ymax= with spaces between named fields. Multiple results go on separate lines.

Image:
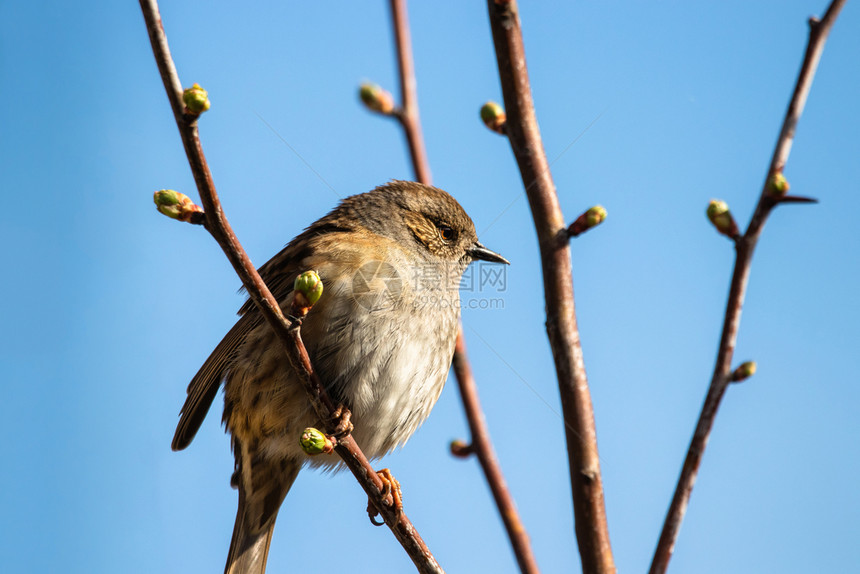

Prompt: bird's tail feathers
xmin=225 ymin=440 xmax=300 ymax=574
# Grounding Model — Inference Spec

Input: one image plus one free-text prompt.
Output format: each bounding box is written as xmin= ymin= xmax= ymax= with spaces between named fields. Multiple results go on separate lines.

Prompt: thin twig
xmin=139 ymin=1 xmax=443 ymax=572
xmin=390 ymin=0 xmax=431 ymax=184
xmin=385 ymin=2 xmax=540 ymax=571
xmin=486 ymin=1 xmax=615 ymax=573
xmin=452 ymin=336 xmax=541 ymax=574
xmin=649 ymin=2 xmax=847 ymax=573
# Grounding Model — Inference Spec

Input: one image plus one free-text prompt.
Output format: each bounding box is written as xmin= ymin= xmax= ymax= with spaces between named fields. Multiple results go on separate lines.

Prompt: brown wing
xmin=173 ymin=216 xmax=353 ymax=451
xmin=171 ymin=314 xmax=259 ymax=451
xmin=237 ymin=220 xmax=353 ymax=316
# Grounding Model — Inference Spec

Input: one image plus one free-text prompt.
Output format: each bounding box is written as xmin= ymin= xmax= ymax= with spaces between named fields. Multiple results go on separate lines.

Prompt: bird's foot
xmin=329 ymin=404 xmax=353 ymax=440
xmin=367 ymin=468 xmax=403 ymax=526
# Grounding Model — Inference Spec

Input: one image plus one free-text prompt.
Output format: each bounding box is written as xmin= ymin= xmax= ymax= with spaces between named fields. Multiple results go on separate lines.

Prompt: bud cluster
xmin=293 ymin=270 xmax=324 ymax=314
xmin=153 ymin=189 xmax=204 ymax=223
xmin=766 ymin=172 xmax=790 ymax=198
xmin=706 ymin=200 xmax=740 ymax=239
xmin=480 ymin=101 xmax=506 ymax=134
xmin=567 ymin=205 xmax=608 ymax=237
xmin=300 ymin=427 xmax=334 ymax=455
xmin=359 ymin=83 xmax=395 ymax=115
xmin=731 ymin=361 xmax=757 ymax=383
xmin=182 ymin=83 xmax=210 ymax=115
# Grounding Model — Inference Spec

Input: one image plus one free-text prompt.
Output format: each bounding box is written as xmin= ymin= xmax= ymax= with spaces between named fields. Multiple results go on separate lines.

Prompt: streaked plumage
xmin=171 ymin=181 xmax=507 ymax=573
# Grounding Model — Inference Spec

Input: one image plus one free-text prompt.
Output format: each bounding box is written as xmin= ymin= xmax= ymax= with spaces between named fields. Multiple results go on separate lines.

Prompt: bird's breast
xmin=303 ymin=259 xmax=461 ymax=459
xmin=225 ymin=251 xmax=463 ymax=466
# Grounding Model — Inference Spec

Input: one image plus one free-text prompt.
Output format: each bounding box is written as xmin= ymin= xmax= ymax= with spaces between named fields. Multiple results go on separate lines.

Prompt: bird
xmin=170 ymin=180 xmax=508 ymax=574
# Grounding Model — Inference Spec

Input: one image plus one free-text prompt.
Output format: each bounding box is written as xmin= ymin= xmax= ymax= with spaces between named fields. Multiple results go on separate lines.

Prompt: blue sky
xmin=1 ymin=1 xmax=858 ymax=573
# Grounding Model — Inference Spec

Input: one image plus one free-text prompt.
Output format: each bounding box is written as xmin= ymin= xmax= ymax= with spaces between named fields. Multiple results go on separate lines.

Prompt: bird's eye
xmin=437 ymin=224 xmax=456 ymax=242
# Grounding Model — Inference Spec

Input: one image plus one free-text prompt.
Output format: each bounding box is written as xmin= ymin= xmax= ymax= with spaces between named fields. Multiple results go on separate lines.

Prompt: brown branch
xmin=649 ymin=2 xmax=847 ymax=573
xmin=389 ymin=0 xmax=431 ymax=184
xmin=139 ymin=1 xmax=443 ymax=572
xmin=486 ymin=2 xmax=615 ymax=573
xmin=452 ymin=336 xmax=541 ymax=574
xmin=384 ymin=2 xmax=540 ymax=572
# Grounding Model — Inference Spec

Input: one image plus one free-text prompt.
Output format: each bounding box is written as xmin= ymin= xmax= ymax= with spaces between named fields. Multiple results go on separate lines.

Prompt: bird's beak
xmin=467 ymin=241 xmax=510 ymax=265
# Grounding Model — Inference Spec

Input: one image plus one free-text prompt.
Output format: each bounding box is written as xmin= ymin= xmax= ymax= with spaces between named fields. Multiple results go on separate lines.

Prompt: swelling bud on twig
xmin=153 ymin=189 xmax=204 ymax=223
xmin=359 ymin=83 xmax=395 ymax=115
xmin=567 ymin=205 xmax=607 ymax=237
xmin=182 ymin=83 xmax=210 ymax=115
xmin=300 ymin=427 xmax=334 ymax=455
xmin=449 ymin=439 xmax=474 ymax=458
xmin=293 ymin=270 xmax=324 ymax=313
xmin=766 ymin=172 xmax=790 ymax=198
xmin=731 ymin=361 xmax=757 ymax=383
xmin=706 ymin=200 xmax=740 ymax=239
xmin=480 ymin=101 xmax=506 ymax=134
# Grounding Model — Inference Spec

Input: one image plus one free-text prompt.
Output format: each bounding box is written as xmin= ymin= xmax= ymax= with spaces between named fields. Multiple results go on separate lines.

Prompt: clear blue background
xmin=1 ymin=1 xmax=858 ymax=572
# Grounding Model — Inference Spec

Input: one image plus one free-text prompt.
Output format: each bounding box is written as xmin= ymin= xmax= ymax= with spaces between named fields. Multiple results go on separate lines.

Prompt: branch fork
xmin=650 ymin=2 xmax=847 ymax=572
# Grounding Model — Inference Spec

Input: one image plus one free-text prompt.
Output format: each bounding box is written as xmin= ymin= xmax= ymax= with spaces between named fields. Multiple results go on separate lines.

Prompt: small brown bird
xmin=171 ymin=180 xmax=508 ymax=574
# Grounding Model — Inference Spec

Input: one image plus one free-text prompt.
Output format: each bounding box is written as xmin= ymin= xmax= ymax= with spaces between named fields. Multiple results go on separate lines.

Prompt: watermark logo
xmin=462 ymin=263 xmax=507 ymax=293
xmin=350 ymin=261 xmax=506 ymax=311
xmin=351 ymin=260 xmax=404 ymax=311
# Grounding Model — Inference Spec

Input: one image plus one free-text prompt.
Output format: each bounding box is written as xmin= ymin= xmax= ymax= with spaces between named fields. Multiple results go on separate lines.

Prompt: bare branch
xmin=452 ymin=336 xmax=541 ymax=574
xmin=650 ymin=2 xmax=847 ymax=572
xmin=139 ymin=1 xmax=443 ymax=571
xmin=389 ymin=0 xmax=431 ymax=184
xmin=486 ymin=1 xmax=615 ymax=572
xmin=382 ymin=2 xmax=541 ymax=571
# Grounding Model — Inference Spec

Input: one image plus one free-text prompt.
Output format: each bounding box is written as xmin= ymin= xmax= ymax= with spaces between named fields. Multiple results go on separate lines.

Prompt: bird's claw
xmin=329 ymin=404 xmax=354 ymax=440
xmin=367 ymin=468 xmax=403 ymax=526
